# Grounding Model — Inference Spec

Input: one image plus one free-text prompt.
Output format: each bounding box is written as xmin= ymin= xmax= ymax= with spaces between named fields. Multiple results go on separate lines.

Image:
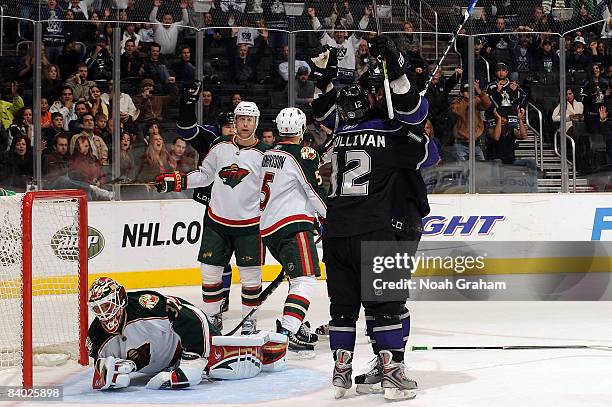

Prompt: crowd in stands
xmin=1 ymin=0 xmax=612 ymax=198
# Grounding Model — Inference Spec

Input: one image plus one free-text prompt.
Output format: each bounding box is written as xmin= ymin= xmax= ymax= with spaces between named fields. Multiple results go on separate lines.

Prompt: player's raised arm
xmin=311 ymin=47 xmax=340 ymax=131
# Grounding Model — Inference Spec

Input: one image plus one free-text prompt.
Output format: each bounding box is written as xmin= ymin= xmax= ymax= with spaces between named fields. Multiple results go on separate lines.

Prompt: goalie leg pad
xmin=207 ymin=334 xmax=265 ymax=380
xmin=145 ymin=366 xmax=203 ymax=390
xmin=92 ymin=357 xmax=136 ymax=390
xmin=262 ymin=332 xmax=288 ymax=372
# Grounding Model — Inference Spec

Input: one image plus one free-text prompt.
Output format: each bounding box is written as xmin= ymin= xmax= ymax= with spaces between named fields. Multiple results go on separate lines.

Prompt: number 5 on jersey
xmin=260 ymin=172 xmax=275 ymax=211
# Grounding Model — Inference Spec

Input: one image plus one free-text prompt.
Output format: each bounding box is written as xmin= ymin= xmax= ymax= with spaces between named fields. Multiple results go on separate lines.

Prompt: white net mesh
xmin=0 ymin=191 xmax=85 ymax=386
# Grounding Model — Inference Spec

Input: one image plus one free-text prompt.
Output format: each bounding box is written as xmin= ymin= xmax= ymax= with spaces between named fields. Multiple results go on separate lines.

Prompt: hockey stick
xmin=411 ymin=345 xmax=612 ymax=351
xmin=421 ymin=0 xmax=480 ymax=95
xmin=225 ymin=269 xmax=287 ymax=336
xmin=371 ymin=0 xmax=394 ymax=120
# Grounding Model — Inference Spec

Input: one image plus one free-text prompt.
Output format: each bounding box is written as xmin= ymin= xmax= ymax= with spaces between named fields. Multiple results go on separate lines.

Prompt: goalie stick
xmin=421 ymin=0 xmax=480 ymax=95
xmin=225 ymin=269 xmax=287 ymax=336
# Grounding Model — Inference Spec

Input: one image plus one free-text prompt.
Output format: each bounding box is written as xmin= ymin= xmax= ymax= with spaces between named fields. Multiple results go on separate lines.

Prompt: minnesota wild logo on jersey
xmin=218 ymin=164 xmax=250 ymax=188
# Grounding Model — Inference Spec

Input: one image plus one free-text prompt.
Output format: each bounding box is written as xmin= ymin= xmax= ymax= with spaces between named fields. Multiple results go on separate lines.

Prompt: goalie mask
xmin=337 ymin=84 xmax=370 ymax=124
xmin=275 ymin=107 xmax=306 ymax=140
xmin=88 ymin=277 xmax=127 ymax=334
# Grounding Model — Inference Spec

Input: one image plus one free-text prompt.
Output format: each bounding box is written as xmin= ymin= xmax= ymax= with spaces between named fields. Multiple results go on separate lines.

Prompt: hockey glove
xmin=92 ymin=357 xmax=137 ymax=390
xmin=309 ymin=46 xmax=339 ymax=90
xmin=371 ymin=35 xmax=406 ymax=82
xmin=155 ymin=171 xmax=188 ymax=193
xmin=180 ymin=80 xmax=202 ymax=106
xmin=145 ymin=366 xmax=203 ymax=390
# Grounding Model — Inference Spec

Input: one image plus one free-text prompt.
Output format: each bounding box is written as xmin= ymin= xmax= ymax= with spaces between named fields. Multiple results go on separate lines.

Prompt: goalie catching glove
xmin=92 ymin=357 xmax=137 ymax=390
xmin=155 ymin=171 xmax=188 ymax=193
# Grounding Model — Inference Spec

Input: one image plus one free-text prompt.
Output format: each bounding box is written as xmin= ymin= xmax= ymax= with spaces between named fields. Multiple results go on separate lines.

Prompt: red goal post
xmin=0 ymin=190 xmax=89 ymax=388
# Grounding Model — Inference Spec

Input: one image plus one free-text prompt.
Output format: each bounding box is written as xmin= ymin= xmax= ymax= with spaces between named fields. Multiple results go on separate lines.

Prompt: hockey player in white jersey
xmin=260 ymin=107 xmax=327 ymax=353
xmin=156 ymin=100 xmax=271 ymax=334
xmin=87 ymin=277 xmax=287 ymax=391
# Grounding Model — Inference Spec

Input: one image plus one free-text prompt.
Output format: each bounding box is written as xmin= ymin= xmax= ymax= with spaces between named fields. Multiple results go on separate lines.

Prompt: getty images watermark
xmin=360 ymin=241 xmax=507 ymax=302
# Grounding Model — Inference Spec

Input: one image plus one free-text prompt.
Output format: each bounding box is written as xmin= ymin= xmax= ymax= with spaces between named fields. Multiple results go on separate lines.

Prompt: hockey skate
xmin=221 ymin=291 xmax=230 ymax=313
xmin=209 ymin=313 xmax=223 ymax=332
xmin=240 ymin=317 xmax=258 ymax=335
xmin=298 ymin=321 xmax=318 ymax=343
xmin=315 ymin=323 xmax=329 ymax=338
xmin=380 ymin=350 xmax=417 ymax=401
xmin=332 ymin=349 xmax=353 ymax=399
xmin=354 ymin=355 xmax=383 ymax=394
xmin=276 ymin=320 xmax=315 ymax=356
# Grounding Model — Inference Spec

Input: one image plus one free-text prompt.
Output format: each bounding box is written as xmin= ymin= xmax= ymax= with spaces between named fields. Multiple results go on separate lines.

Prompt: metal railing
xmin=417 ymin=0 xmax=439 ymax=59
xmin=554 ymin=130 xmax=577 ymax=193
xmin=526 ymin=102 xmax=544 ymax=171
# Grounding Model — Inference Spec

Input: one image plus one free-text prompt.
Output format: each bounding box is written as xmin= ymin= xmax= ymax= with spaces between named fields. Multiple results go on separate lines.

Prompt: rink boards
xmin=66 ymin=194 xmax=611 ymax=294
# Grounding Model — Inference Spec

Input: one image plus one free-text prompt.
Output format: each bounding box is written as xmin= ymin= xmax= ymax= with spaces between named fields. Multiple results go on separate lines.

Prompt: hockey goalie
xmin=86 ymin=277 xmax=288 ymax=390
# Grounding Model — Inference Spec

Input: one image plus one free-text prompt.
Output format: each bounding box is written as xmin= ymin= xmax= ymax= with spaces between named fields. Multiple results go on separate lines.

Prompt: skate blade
xmin=287 ymin=349 xmax=316 ymax=359
xmin=334 ymin=386 xmax=349 ymax=399
xmin=355 ymin=383 xmax=383 ymax=394
xmin=383 ymin=388 xmax=417 ymax=401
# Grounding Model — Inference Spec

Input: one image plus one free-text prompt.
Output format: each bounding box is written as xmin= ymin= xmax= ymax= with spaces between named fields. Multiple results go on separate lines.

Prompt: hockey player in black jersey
xmin=172 ymin=82 xmax=234 ymax=325
xmin=311 ymin=37 xmax=430 ymax=401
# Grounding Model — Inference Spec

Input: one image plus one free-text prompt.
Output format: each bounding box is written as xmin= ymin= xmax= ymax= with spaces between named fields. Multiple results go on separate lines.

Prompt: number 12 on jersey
xmin=329 ymin=150 xmax=372 ymax=198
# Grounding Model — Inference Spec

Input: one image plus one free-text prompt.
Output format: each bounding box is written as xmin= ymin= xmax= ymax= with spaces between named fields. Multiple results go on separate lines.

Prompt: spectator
xmin=40 ymin=0 xmax=65 ymax=63
xmin=138 ymin=23 xmax=156 ymax=52
xmin=570 ymin=3 xmax=594 ymax=32
xmin=567 ymin=36 xmax=592 ymax=71
xmin=65 ymin=0 xmax=95 ymax=20
xmin=229 ymin=92 xmax=242 ymax=110
xmin=601 ymin=5 xmax=612 ymax=39
xmin=140 ymin=43 xmax=171 ymax=85
xmin=553 ymin=88 xmax=584 ymax=135
xmin=172 ymin=45 xmax=196 ymax=82
xmin=67 ymin=101 xmax=90 ymax=135
xmin=125 ymin=0 xmax=149 ymax=22
xmin=85 ymin=34 xmax=113 ymax=81
xmin=132 ymin=77 xmax=179 ymax=126
xmin=118 ymin=131 xmax=137 ymax=181
xmin=278 ymin=45 xmax=310 ymax=82
xmin=42 ymin=133 xmax=70 ymax=180
xmin=457 ymin=36 xmax=489 ymax=86
xmin=0 ymin=82 xmax=25 ymax=148
xmin=120 ymin=38 xmax=143 ymax=78
xmin=260 ymin=128 xmax=276 ymax=146
xmin=525 ymin=5 xmax=553 ymax=33
xmin=232 ymin=15 xmax=265 ymax=49
xmin=421 ymin=119 xmax=441 ymax=168
xmin=201 ymin=12 xmax=224 ymax=48
xmin=228 ymin=40 xmax=268 ymax=83
xmin=451 ymin=82 xmax=492 ymax=161
xmin=67 ymin=63 xmax=96 ymax=102
xmin=169 ymin=137 xmax=195 ymax=173
xmin=201 ymin=87 xmax=219 ymax=126
xmin=94 ymin=113 xmax=110 ymax=149
xmin=18 ymin=45 xmax=50 ymax=85
xmin=42 ymin=64 xmax=64 ymax=102
xmin=121 ymin=23 xmax=142 ymax=53
xmin=484 ymin=16 xmax=516 ymax=68
xmin=590 ymin=41 xmax=610 ymax=68
xmin=397 ymin=21 xmax=420 ymax=56
xmin=41 ymin=98 xmax=52 ymax=130
xmin=135 ymin=132 xmax=173 ymax=182
xmin=308 ymin=5 xmax=371 ymax=85
xmin=69 ymin=112 xmax=109 ymax=165
xmin=535 ymin=39 xmax=560 ymax=77
xmin=294 ymin=67 xmax=315 ymax=109
xmin=582 ymin=64 xmax=610 ymax=132
xmin=86 ymin=85 xmax=109 ymax=120
xmin=355 ymin=39 xmax=375 ymax=82
xmin=0 ymin=135 xmax=33 ymax=190
xmin=101 ymin=79 xmax=140 ymax=125
xmin=485 ymin=63 xmax=527 ymax=131
xmin=598 ymin=106 xmax=612 ymax=164
xmin=69 ymin=134 xmax=107 ymax=186
xmin=511 ymin=35 xmax=538 ymax=82
xmin=487 ymin=107 xmax=532 ymax=167
xmin=57 ymin=40 xmax=82 ymax=81
xmin=9 ymin=107 xmax=34 ymax=149
xmin=265 ymin=0 xmax=289 ymax=52
xmin=425 ymin=67 xmax=462 ymax=147
xmin=149 ymin=0 xmax=189 ymax=55
xmin=43 ymin=112 xmax=66 ymax=154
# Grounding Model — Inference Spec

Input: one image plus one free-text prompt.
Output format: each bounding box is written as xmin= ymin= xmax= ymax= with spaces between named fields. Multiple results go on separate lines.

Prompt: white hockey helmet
xmin=234 ymin=101 xmax=260 ymax=131
xmin=276 ymin=107 xmax=307 ymax=139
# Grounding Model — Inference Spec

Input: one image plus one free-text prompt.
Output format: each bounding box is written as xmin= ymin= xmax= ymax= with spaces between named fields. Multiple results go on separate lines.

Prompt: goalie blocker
xmin=87 ymin=277 xmax=287 ymax=391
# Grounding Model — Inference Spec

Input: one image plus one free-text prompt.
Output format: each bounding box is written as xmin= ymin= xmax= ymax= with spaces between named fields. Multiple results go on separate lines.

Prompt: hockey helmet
xmin=359 ymin=65 xmax=385 ymax=95
xmin=275 ymin=107 xmax=307 ymax=139
xmin=88 ymin=277 xmax=127 ymax=334
xmin=234 ymin=101 xmax=260 ymax=134
xmin=217 ymin=111 xmax=235 ymax=127
xmin=337 ymin=84 xmax=370 ymax=124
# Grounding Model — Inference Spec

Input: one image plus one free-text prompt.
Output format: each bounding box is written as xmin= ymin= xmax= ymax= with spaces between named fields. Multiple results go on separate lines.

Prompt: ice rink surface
xmin=4 ymin=281 xmax=612 ymax=407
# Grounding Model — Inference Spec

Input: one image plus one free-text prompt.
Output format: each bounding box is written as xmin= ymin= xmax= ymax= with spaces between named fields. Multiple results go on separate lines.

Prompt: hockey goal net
xmin=0 ymin=190 xmax=88 ymax=388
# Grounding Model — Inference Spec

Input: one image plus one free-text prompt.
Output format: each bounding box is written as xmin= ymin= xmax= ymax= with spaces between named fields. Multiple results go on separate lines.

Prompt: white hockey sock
xmin=281 ymin=276 xmax=317 ymax=333
xmin=201 ymin=264 xmax=225 ymax=315
xmin=238 ymin=266 xmax=262 ymax=318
